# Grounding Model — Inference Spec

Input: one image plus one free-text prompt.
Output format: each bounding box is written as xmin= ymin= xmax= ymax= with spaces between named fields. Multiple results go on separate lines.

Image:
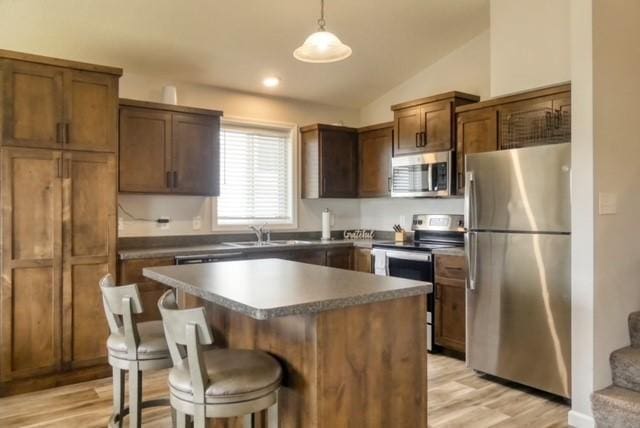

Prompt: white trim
xmin=211 ymin=116 xmax=299 ymax=232
xmin=568 ymin=410 xmax=595 ymax=428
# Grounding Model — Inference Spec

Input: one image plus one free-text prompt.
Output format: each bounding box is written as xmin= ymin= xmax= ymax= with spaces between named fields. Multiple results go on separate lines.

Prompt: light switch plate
xmin=192 ymin=216 xmax=202 ymax=230
xmin=599 ymin=192 xmax=617 ymax=215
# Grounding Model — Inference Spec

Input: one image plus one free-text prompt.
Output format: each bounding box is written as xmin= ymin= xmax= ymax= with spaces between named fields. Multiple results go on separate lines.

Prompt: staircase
xmin=592 ymin=311 xmax=640 ymax=427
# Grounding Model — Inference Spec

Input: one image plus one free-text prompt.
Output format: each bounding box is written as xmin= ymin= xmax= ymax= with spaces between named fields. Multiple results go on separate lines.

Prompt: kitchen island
xmin=144 ymin=258 xmax=429 ymax=428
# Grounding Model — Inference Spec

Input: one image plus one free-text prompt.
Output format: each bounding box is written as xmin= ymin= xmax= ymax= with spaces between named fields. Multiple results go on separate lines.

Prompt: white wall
xmin=592 ymin=0 xmax=640 ymax=412
xmin=118 ymin=72 xmax=362 ymax=236
xmin=490 ymin=0 xmax=571 ymax=97
xmin=569 ymin=0 xmax=595 ymax=425
xmin=357 ymin=30 xmax=490 ymax=229
xmin=359 ymin=30 xmax=490 ymax=125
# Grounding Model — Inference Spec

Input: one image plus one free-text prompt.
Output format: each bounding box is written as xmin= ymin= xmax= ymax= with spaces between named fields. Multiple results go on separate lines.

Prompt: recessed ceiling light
xmin=263 ymin=77 xmax=280 ymax=88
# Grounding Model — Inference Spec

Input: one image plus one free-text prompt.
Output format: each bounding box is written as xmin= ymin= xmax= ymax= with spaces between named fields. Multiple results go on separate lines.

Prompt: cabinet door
xmin=172 ymin=113 xmax=220 ymax=196
xmin=393 ymin=106 xmax=422 ymax=155
xmin=456 ymin=108 xmax=498 ymax=194
xmin=64 ymin=70 xmax=118 ymax=152
xmin=1 ymin=148 xmax=63 ymax=381
xmin=119 ymin=107 xmax=172 ymax=193
xmin=61 ymin=151 xmax=116 ymax=368
xmin=326 ymin=247 xmax=353 ymax=270
xmin=320 ymin=129 xmax=358 ymax=197
xmin=287 ymin=250 xmax=327 ymax=266
xmin=358 ymin=127 xmax=392 ymax=197
xmin=421 ymin=101 xmax=453 ymax=152
xmin=353 ymin=248 xmax=372 ymax=273
xmin=300 ymin=129 xmax=320 ymax=199
xmin=434 ymin=279 xmax=466 ymax=353
xmin=1 ymin=60 xmax=65 ymax=149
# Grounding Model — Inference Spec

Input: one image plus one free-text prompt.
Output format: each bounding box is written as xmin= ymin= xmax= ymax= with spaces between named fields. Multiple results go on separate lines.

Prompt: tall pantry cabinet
xmin=0 ymin=50 xmax=121 ymax=394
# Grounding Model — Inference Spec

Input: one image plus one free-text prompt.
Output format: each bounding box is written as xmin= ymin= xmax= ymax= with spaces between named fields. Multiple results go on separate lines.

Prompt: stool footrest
xmin=108 ymin=398 xmax=170 ymax=428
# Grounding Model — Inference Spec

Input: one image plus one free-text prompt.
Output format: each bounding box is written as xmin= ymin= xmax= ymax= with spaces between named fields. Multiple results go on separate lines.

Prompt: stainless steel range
xmin=372 ymin=214 xmax=465 ymax=351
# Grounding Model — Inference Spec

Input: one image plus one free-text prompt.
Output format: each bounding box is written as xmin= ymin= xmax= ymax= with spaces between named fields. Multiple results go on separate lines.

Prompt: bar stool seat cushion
xmin=169 ymin=349 xmax=282 ymax=404
xmin=107 ymin=320 xmax=169 ymax=360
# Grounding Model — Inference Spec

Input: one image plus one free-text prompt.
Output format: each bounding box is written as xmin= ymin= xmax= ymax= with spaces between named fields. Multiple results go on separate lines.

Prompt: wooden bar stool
xmin=158 ymin=290 xmax=282 ymax=428
xmin=99 ymin=274 xmax=172 ymax=428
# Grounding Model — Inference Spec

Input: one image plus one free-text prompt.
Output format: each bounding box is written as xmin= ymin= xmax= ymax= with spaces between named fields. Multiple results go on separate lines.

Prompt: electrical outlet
xmin=599 ymin=192 xmax=617 ymax=215
xmin=158 ymin=216 xmax=170 ymax=230
xmin=399 ymin=215 xmax=406 ymax=227
xmin=192 ymin=216 xmax=202 ymax=230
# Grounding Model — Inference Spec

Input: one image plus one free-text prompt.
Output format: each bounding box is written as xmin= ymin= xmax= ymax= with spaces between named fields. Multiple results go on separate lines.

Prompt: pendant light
xmin=293 ymin=0 xmax=352 ymax=63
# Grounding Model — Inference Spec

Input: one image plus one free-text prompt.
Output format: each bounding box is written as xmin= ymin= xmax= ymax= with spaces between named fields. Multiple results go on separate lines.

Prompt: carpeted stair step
xmin=611 ymin=346 xmax=640 ymax=392
xmin=592 ymin=385 xmax=640 ymax=428
xmin=630 ymin=312 xmax=640 ymax=347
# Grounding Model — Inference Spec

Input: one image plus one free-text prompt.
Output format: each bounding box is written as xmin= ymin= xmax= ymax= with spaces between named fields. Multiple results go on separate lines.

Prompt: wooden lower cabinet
xmin=353 ymin=248 xmax=372 ymax=273
xmin=118 ymin=257 xmax=175 ymax=322
xmin=434 ymin=254 xmax=467 ymax=353
xmin=326 ymin=247 xmax=353 ymax=270
xmin=0 ymin=148 xmax=117 ymax=394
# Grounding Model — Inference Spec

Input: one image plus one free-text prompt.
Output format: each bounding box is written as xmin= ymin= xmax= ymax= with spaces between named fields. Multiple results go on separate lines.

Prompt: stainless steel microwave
xmin=391 ymin=151 xmax=452 ymax=197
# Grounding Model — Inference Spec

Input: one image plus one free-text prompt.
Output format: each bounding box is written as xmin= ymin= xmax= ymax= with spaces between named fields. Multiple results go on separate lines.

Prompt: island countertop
xmin=143 ymin=258 xmax=431 ymax=320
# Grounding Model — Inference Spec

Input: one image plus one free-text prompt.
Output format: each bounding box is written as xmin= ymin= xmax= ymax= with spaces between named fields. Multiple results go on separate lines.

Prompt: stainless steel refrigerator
xmin=464 ymin=143 xmax=571 ymax=398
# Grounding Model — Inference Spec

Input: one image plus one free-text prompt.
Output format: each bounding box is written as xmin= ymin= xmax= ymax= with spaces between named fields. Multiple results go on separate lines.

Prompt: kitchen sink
xmin=223 ymin=240 xmax=313 ymax=248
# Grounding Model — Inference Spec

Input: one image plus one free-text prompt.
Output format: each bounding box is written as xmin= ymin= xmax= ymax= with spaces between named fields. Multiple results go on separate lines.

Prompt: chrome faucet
xmin=249 ymin=223 xmax=270 ymax=244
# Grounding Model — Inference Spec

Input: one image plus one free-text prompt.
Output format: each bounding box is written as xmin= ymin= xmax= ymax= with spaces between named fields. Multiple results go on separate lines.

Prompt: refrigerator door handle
xmin=465 ymin=231 xmax=477 ymax=290
xmin=464 ymin=171 xmax=475 ymax=229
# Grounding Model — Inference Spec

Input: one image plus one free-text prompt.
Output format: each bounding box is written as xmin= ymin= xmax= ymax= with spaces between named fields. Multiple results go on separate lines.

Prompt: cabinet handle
xmin=64 ymin=159 xmax=70 ymax=179
xmin=435 ymin=284 xmax=440 ymax=300
xmin=387 ymin=176 xmax=392 ymax=193
xmin=421 ymin=131 xmax=427 ymax=147
xmin=415 ymin=132 xmax=420 ymax=148
xmin=57 ymin=157 xmax=63 ymax=178
xmin=166 ymin=171 xmax=172 ymax=188
xmin=56 ymin=123 xmax=63 ymax=144
xmin=64 ymin=123 xmax=70 ymax=144
xmin=173 ymin=171 xmax=178 ymax=188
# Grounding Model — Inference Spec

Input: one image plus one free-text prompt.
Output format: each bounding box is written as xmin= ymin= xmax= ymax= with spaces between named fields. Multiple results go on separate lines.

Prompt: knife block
xmin=394 ymin=232 xmax=408 ymax=242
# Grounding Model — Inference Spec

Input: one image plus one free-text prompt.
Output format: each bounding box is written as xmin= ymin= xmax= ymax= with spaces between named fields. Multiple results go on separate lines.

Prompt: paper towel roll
xmin=322 ymin=209 xmax=331 ymax=241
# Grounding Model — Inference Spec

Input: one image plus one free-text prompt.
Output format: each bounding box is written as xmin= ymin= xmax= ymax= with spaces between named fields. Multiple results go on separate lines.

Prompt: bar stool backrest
xmin=158 ymin=290 xmax=214 ymax=402
xmin=99 ymin=273 xmax=144 ymax=358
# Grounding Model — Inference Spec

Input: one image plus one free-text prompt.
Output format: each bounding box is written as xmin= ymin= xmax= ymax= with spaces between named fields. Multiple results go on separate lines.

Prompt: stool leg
xmin=267 ymin=400 xmax=279 ymax=428
xmin=128 ymin=363 xmax=142 ymax=428
xmin=112 ymin=367 xmax=125 ymax=428
xmin=193 ymin=405 xmax=206 ymax=428
xmin=176 ymin=411 xmax=187 ymax=428
xmin=243 ymin=413 xmax=253 ymax=428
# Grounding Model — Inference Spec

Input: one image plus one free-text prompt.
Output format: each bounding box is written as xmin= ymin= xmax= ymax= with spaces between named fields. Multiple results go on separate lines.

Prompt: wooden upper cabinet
xmin=172 ymin=113 xmax=220 ymax=195
xmin=119 ymin=107 xmax=172 ymax=193
xmin=65 ymin=70 xmax=118 ymax=152
xmin=358 ymin=123 xmax=393 ymax=197
xmin=0 ymin=148 xmax=63 ymax=381
xmin=456 ymin=107 xmax=498 ymax=194
xmin=61 ymin=151 xmax=116 ymax=368
xmin=391 ymin=92 xmax=480 ymax=156
xmin=1 ymin=60 xmax=64 ymax=149
xmin=0 ymin=56 xmax=120 ymax=152
xmin=301 ymin=124 xmax=358 ymax=198
xmin=118 ymin=99 xmax=222 ymax=196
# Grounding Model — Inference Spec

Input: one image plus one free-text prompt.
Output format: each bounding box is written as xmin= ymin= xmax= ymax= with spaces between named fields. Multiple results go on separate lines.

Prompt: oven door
xmin=391 ymin=151 xmax=452 ymax=198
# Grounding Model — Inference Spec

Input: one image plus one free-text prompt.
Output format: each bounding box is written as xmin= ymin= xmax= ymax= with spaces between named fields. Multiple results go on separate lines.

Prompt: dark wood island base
xmin=183 ymin=294 xmax=427 ymax=428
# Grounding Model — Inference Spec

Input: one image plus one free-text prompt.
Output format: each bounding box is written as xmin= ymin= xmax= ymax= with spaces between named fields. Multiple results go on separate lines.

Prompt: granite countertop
xmin=431 ymin=247 xmax=466 ymax=257
xmin=143 ymin=258 xmax=431 ymax=320
xmin=119 ymin=239 xmax=373 ymax=260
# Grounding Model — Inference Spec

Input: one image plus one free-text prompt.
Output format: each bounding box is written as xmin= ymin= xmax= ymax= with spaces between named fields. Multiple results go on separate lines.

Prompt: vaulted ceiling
xmin=0 ymin=0 xmax=489 ymax=107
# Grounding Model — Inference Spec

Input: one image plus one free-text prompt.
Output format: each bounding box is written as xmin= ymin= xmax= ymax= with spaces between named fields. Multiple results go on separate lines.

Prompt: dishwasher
xmin=174 ymin=252 xmax=245 ymax=265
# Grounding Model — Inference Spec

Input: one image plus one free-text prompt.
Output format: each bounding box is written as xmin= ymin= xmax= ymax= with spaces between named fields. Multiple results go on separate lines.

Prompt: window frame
xmin=211 ymin=116 xmax=298 ymax=232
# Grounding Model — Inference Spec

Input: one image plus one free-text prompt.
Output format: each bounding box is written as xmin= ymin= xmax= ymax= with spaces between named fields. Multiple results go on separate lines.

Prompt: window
xmin=215 ymin=119 xmax=296 ymax=227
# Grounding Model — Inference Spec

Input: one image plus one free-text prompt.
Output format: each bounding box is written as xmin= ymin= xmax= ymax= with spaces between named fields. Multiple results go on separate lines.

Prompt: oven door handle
xmin=385 ymin=250 xmax=432 ymax=262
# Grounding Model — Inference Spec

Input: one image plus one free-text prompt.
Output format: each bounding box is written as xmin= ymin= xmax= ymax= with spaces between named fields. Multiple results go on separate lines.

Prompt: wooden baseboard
xmin=0 ymin=364 xmax=111 ymax=397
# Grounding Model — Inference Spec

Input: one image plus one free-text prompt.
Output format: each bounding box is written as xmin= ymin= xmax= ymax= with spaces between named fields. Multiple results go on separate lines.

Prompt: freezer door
xmin=465 ymin=143 xmax=571 ymax=233
xmin=466 ymin=231 xmax=571 ymax=398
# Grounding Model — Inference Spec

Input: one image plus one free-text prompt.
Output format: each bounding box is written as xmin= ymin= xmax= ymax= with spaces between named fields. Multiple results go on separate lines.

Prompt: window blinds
xmin=218 ymin=123 xmax=292 ymax=224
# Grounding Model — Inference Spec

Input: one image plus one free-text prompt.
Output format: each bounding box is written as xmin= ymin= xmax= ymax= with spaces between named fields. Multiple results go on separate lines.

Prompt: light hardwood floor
xmin=0 ymin=354 xmax=569 ymax=427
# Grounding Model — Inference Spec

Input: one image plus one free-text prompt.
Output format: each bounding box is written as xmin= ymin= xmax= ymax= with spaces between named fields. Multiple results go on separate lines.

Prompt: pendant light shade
xmin=294 ymin=0 xmax=352 ymax=63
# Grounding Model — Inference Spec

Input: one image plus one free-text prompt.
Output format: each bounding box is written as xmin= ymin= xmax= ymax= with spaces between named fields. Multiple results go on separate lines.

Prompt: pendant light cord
xmin=318 ymin=0 xmax=326 ymax=29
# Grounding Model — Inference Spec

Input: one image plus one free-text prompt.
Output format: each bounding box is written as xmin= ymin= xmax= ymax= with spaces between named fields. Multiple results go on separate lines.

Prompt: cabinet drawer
xmin=435 ymin=255 xmax=466 ymax=280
